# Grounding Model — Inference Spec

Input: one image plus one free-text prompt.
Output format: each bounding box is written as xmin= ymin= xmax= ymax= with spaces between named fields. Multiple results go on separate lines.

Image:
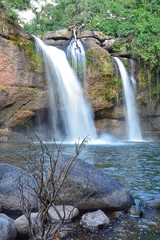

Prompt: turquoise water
xmin=0 ymin=140 xmax=160 ymax=239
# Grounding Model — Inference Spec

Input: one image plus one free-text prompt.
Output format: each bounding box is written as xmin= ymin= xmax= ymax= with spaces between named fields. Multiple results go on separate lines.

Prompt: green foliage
xmin=23 ymin=119 xmax=33 ymax=127
xmin=1 ymin=0 xmax=31 ymax=20
xmin=113 ymin=41 xmax=122 ymax=53
xmin=23 ymin=0 xmax=160 ymax=69
xmin=113 ymin=77 xmax=121 ymax=87
xmin=0 ymin=0 xmax=159 ymax=69
xmin=27 ymin=87 xmax=40 ymax=94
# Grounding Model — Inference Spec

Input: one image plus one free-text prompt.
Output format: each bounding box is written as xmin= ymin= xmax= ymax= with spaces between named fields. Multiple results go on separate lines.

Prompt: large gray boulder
xmin=0 ymin=157 xmax=134 ymax=213
xmin=0 ymin=164 xmax=38 ymax=212
xmin=54 ymin=155 xmax=134 ymax=211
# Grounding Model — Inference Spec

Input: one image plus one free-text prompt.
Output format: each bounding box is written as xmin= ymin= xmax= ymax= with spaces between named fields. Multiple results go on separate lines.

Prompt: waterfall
xmin=34 ymin=37 xmax=97 ymax=142
xmin=130 ymin=59 xmax=136 ymax=88
xmin=66 ymin=38 xmax=86 ymax=88
xmin=114 ymin=57 xmax=142 ymax=141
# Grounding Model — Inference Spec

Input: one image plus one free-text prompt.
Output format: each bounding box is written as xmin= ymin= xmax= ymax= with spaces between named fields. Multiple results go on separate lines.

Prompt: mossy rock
xmin=86 ymin=46 xmax=116 ymax=111
xmin=0 ymin=10 xmax=43 ymax=73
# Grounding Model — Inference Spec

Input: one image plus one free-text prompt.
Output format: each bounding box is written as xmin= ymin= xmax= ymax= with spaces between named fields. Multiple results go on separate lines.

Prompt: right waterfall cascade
xmin=113 ymin=57 xmax=143 ymax=141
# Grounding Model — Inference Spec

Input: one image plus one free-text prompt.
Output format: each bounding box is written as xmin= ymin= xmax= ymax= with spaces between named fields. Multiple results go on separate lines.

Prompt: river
xmin=0 ymin=140 xmax=160 ymax=239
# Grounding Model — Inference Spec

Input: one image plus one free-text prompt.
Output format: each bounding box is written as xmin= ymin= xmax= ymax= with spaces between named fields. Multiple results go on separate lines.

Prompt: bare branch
xmin=95 ymin=14 xmax=133 ymax=29
xmin=18 ymin=135 xmax=90 ymax=239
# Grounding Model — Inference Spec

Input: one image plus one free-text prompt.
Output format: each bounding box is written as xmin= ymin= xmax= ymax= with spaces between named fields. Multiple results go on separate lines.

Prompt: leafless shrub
xmin=18 ymin=135 xmax=90 ymax=240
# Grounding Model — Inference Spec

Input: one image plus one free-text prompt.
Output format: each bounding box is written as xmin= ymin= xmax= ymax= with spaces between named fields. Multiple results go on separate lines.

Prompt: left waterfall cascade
xmin=34 ymin=37 xmax=97 ymax=143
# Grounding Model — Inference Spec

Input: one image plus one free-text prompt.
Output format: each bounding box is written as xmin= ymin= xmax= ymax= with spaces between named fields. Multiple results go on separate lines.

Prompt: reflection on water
xmin=0 ymin=140 xmax=160 ymax=239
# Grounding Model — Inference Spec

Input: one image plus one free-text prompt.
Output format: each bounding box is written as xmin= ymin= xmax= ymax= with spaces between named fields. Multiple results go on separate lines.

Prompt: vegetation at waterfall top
xmin=1 ymin=0 xmax=160 ymax=69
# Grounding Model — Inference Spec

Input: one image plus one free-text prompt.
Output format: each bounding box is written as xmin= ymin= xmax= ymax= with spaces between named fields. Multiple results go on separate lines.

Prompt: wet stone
xmin=80 ymin=210 xmax=110 ymax=230
xmin=143 ymin=197 xmax=160 ymax=210
xmin=128 ymin=206 xmax=143 ymax=218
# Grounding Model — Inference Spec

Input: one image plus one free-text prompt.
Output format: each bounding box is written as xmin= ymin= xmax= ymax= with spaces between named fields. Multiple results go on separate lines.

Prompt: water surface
xmin=0 ymin=140 xmax=160 ymax=239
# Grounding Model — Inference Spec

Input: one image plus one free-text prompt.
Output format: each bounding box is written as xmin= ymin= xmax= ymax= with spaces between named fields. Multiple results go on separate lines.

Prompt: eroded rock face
xmin=0 ymin=87 xmax=48 ymax=129
xmin=0 ymin=11 xmax=48 ymax=134
xmin=0 ymin=11 xmax=44 ymax=87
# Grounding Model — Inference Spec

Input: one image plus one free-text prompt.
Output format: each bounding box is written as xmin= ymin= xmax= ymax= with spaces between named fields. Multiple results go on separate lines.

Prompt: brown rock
xmin=43 ymin=28 xmax=71 ymax=40
xmin=0 ymin=11 xmax=47 ymax=132
xmin=77 ymin=30 xmax=108 ymax=42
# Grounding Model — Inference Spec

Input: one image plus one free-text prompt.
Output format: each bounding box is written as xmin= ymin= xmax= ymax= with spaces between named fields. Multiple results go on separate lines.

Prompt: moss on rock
xmin=86 ymin=47 xmax=116 ymax=112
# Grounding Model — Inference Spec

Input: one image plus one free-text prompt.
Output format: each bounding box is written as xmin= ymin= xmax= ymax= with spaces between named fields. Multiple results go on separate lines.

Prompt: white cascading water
xmin=34 ymin=37 xmax=97 ymax=142
xmin=66 ymin=34 xmax=86 ymax=88
xmin=114 ymin=57 xmax=142 ymax=141
xmin=130 ymin=59 xmax=137 ymax=89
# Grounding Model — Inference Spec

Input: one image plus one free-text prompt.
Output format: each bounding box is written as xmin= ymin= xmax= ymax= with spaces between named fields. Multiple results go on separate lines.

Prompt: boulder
xmin=0 ymin=156 xmax=134 ymax=213
xmin=53 ymin=155 xmax=134 ymax=211
xmin=43 ymin=29 xmax=107 ymax=42
xmin=0 ymin=213 xmax=17 ymax=240
xmin=77 ymin=30 xmax=107 ymax=42
xmin=14 ymin=212 xmax=42 ymax=238
xmin=48 ymin=205 xmax=79 ymax=222
xmin=0 ymin=164 xmax=38 ymax=212
xmin=14 ymin=215 xmax=29 ymax=237
xmin=43 ymin=29 xmax=71 ymax=40
xmin=14 ymin=213 xmax=43 ymax=237
xmin=80 ymin=210 xmax=110 ymax=229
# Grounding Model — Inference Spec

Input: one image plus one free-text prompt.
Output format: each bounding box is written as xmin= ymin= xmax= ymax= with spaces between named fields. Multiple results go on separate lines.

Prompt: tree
xmin=1 ymin=0 xmax=31 ymax=20
xmin=1 ymin=0 xmax=159 ymax=68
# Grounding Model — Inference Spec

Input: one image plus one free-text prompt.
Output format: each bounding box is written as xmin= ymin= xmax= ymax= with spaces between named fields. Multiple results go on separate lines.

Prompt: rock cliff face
xmin=0 ymin=11 xmax=48 ymax=140
xmin=0 ymin=11 xmax=159 ymax=140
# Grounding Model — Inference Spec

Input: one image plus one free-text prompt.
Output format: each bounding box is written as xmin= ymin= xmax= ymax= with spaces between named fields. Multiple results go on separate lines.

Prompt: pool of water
xmin=0 ymin=140 xmax=160 ymax=239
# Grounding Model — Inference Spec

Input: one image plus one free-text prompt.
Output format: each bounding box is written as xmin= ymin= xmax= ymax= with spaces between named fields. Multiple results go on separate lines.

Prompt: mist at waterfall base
xmin=34 ymin=37 xmax=142 ymax=144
